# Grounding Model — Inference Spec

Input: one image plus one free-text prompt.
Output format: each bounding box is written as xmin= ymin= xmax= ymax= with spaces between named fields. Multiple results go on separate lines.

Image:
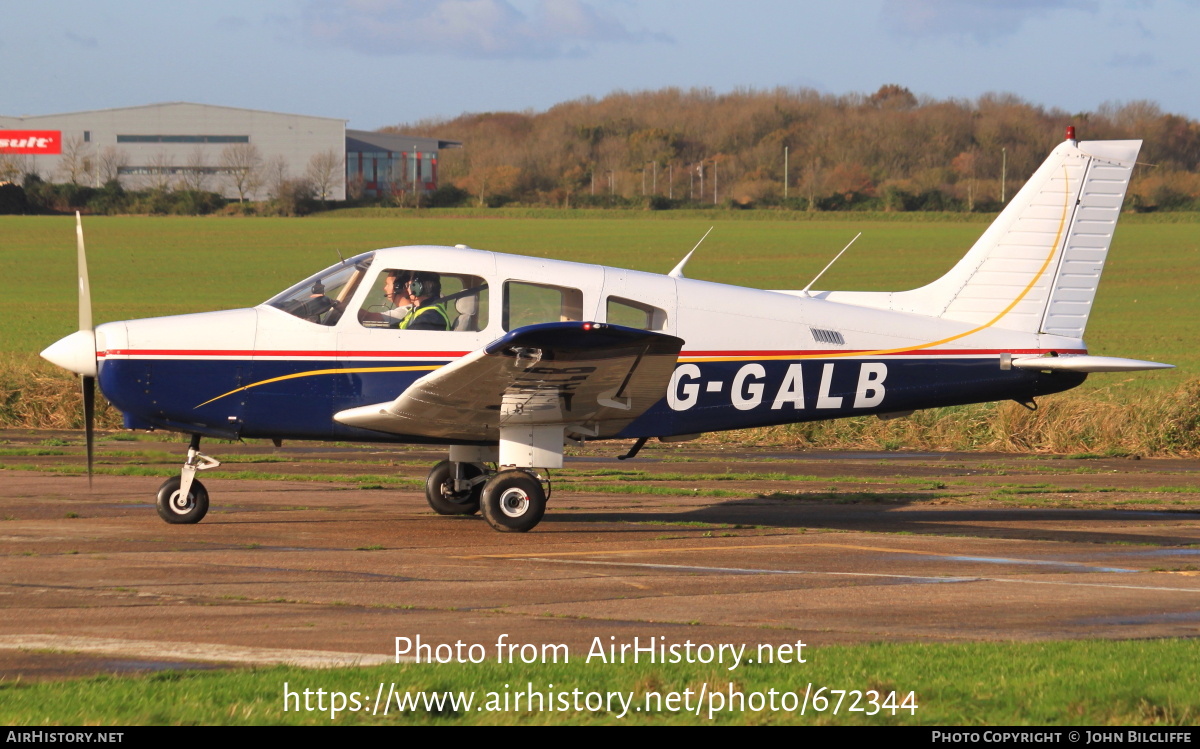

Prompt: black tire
xmin=155 ymin=476 xmax=209 ymax=525
xmin=425 ymin=460 xmax=483 ymax=516
xmin=480 ymin=471 xmax=546 ymax=533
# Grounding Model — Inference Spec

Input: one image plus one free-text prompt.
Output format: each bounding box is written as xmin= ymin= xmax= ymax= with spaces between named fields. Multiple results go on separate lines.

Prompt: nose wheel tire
xmin=481 ymin=470 xmax=546 ymax=533
xmin=155 ymin=476 xmax=210 ymax=525
xmin=425 ymin=460 xmax=484 ymax=516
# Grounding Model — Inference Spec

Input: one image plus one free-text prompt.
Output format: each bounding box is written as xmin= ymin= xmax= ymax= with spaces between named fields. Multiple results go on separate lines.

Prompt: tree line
xmin=4 ymin=86 xmax=1196 ymax=215
xmin=386 ymin=85 xmax=1200 ymax=212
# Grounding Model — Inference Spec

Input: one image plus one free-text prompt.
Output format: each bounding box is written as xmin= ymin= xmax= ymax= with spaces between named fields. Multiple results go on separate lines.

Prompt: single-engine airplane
xmin=41 ymin=129 xmax=1172 ymax=532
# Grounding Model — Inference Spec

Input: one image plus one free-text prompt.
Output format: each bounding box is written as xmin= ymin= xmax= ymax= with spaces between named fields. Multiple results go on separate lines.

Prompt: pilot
xmin=360 ymin=270 xmax=450 ymax=330
xmin=393 ymin=271 xmax=450 ymax=330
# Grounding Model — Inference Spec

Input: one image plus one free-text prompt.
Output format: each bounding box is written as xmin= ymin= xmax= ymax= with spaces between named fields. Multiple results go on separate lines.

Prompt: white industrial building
xmin=0 ymin=102 xmax=461 ymax=201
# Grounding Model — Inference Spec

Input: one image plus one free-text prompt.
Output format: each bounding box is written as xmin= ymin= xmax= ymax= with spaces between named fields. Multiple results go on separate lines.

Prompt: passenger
xmin=360 ymin=270 xmax=450 ymax=330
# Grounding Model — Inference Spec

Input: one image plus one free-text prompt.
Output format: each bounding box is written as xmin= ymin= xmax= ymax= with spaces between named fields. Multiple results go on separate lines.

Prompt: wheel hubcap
xmin=169 ymin=491 xmax=194 ymax=514
xmin=498 ymin=487 xmax=530 ymax=517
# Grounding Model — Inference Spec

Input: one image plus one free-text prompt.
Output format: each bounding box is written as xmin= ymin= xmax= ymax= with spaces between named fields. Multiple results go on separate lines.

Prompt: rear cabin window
xmin=606 ymin=296 xmax=667 ymax=331
xmin=503 ymin=281 xmax=583 ymax=331
xmin=358 ymin=270 xmax=489 ymax=332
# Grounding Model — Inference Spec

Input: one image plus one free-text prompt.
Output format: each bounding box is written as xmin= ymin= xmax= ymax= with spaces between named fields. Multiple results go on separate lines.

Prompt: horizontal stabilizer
xmin=1009 ymin=355 xmax=1173 ymax=373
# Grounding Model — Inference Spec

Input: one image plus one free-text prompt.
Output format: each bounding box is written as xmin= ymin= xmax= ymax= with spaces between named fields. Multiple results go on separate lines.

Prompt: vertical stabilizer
xmin=932 ymin=138 xmax=1141 ymax=334
xmin=813 ymin=137 xmax=1141 ymax=339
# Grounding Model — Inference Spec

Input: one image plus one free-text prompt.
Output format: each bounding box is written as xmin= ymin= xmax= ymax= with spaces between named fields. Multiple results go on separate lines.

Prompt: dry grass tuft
xmin=0 ymin=356 xmax=122 ymax=430
xmin=705 ymin=379 xmax=1200 ymax=456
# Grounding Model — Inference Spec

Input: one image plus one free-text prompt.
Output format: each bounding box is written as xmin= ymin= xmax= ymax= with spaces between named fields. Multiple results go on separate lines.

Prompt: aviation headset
xmin=390 ymin=270 xmax=437 ymax=300
xmin=406 ymin=272 xmax=426 ymax=298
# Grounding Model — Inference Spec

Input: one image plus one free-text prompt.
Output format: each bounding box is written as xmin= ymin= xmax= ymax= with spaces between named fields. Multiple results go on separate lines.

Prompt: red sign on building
xmin=0 ymin=130 xmax=62 ymax=155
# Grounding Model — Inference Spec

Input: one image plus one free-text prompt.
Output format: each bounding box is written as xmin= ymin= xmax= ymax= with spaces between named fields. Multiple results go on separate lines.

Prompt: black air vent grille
xmin=810 ymin=328 xmax=845 ymax=345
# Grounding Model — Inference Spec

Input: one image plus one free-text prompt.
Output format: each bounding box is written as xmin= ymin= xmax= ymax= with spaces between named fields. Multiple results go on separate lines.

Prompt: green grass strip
xmin=0 ymin=639 xmax=1194 ymax=725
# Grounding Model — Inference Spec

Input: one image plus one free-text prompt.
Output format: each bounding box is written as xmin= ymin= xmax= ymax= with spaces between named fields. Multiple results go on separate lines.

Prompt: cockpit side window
xmin=358 ymin=269 xmax=489 ymax=332
xmin=266 ymin=252 xmax=374 ymax=326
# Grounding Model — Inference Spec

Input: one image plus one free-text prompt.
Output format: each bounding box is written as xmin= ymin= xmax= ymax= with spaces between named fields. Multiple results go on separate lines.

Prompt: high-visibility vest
xmin=398 ymin=302 xmax=450 ymax=330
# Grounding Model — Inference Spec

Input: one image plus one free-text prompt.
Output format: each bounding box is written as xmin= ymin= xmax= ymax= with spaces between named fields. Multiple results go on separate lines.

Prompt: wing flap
xmin=335 ymin=322 xmax=684 ymax=440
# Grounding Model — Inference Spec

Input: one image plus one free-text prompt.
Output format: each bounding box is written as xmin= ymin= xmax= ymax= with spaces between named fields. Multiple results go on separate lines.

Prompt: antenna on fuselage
xmin=336 ymin=249 xmax=346 ymax=264
xmin=668 ymin=226 xmax=714 ymax=278
xmin=800 ymin=232 xmax=862 ymax=296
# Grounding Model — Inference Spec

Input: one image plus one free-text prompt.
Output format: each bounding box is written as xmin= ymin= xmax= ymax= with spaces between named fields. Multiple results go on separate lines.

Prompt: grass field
xmin=2 ymin=212 xmax=1195 ymax=451
xmin=2 ymin=639 xmax=1195 ymax=725
xmin=3 ymin=212 xmax=1193 ymax=383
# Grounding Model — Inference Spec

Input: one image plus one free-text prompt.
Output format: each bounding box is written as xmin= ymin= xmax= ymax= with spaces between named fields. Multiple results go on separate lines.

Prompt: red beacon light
xmin=1066 ymin=125 xmax=1077 ymax=142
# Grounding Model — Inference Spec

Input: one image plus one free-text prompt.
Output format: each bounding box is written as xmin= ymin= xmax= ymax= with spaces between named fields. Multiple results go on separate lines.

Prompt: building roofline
xmin=0 ymin=102 xmax=348 ymax=124
xmin=347 ymin=128 xmax=462 ymax=151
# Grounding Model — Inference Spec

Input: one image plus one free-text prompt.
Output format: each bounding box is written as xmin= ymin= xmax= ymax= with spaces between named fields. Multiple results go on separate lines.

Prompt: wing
xmin=334 ymin=322 xmax=684 ymax=441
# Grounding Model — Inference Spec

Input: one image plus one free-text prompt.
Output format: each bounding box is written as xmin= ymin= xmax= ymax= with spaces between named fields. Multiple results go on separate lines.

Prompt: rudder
xmin=1036 ymin=142 xmax=1140 ymax=337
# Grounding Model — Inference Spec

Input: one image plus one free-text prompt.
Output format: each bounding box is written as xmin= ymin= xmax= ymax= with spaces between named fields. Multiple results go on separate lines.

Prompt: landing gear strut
xmin=426 ymin=441 xmax=555 ymax=532
xmin=156 ymin=434 xmax=220 ymax=525
xmin=424 ymin=460 xmax=487 ymax=515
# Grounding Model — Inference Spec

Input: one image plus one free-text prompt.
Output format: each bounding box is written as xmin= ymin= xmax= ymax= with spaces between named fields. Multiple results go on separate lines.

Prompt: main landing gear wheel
xmin=425 ymin=460 xmax=484 ymax=516
xmin=481 ymin=470 xmax=546 ymax=533
xmin=155 ymin=476 xmax=210 ymax=525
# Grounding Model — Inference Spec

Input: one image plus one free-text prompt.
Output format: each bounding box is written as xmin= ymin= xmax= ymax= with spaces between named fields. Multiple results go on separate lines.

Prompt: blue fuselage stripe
xmin=98 ymin=356 xmax=1083 ymax=442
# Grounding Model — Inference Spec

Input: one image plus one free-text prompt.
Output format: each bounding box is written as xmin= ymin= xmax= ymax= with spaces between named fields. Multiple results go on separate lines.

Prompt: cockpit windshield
xmin=265 ymin=251 xmax=375 ymax=326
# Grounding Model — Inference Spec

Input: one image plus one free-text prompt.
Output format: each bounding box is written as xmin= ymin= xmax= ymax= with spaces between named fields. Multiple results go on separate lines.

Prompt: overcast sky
xmin=3 ymin=1 xmax=1197 ymax=130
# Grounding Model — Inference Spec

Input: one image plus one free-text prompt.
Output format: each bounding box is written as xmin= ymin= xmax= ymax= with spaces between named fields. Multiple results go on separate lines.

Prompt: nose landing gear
xmin=155 ymin=434 xmax=221 ymax=525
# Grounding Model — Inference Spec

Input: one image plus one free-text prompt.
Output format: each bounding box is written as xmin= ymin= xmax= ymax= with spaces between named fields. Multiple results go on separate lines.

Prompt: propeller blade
xmin=76 ymin=212 xmax=93 ymax=333
xmin=77 ymin=213 xmax=97 ymax=490
xmin=82 ymin=375 xmax=95 ymax=489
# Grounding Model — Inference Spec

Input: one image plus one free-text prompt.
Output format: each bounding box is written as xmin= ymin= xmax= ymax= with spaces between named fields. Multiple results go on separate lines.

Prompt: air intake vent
xmin=810 ymin=328 xmax=845 ymax=346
